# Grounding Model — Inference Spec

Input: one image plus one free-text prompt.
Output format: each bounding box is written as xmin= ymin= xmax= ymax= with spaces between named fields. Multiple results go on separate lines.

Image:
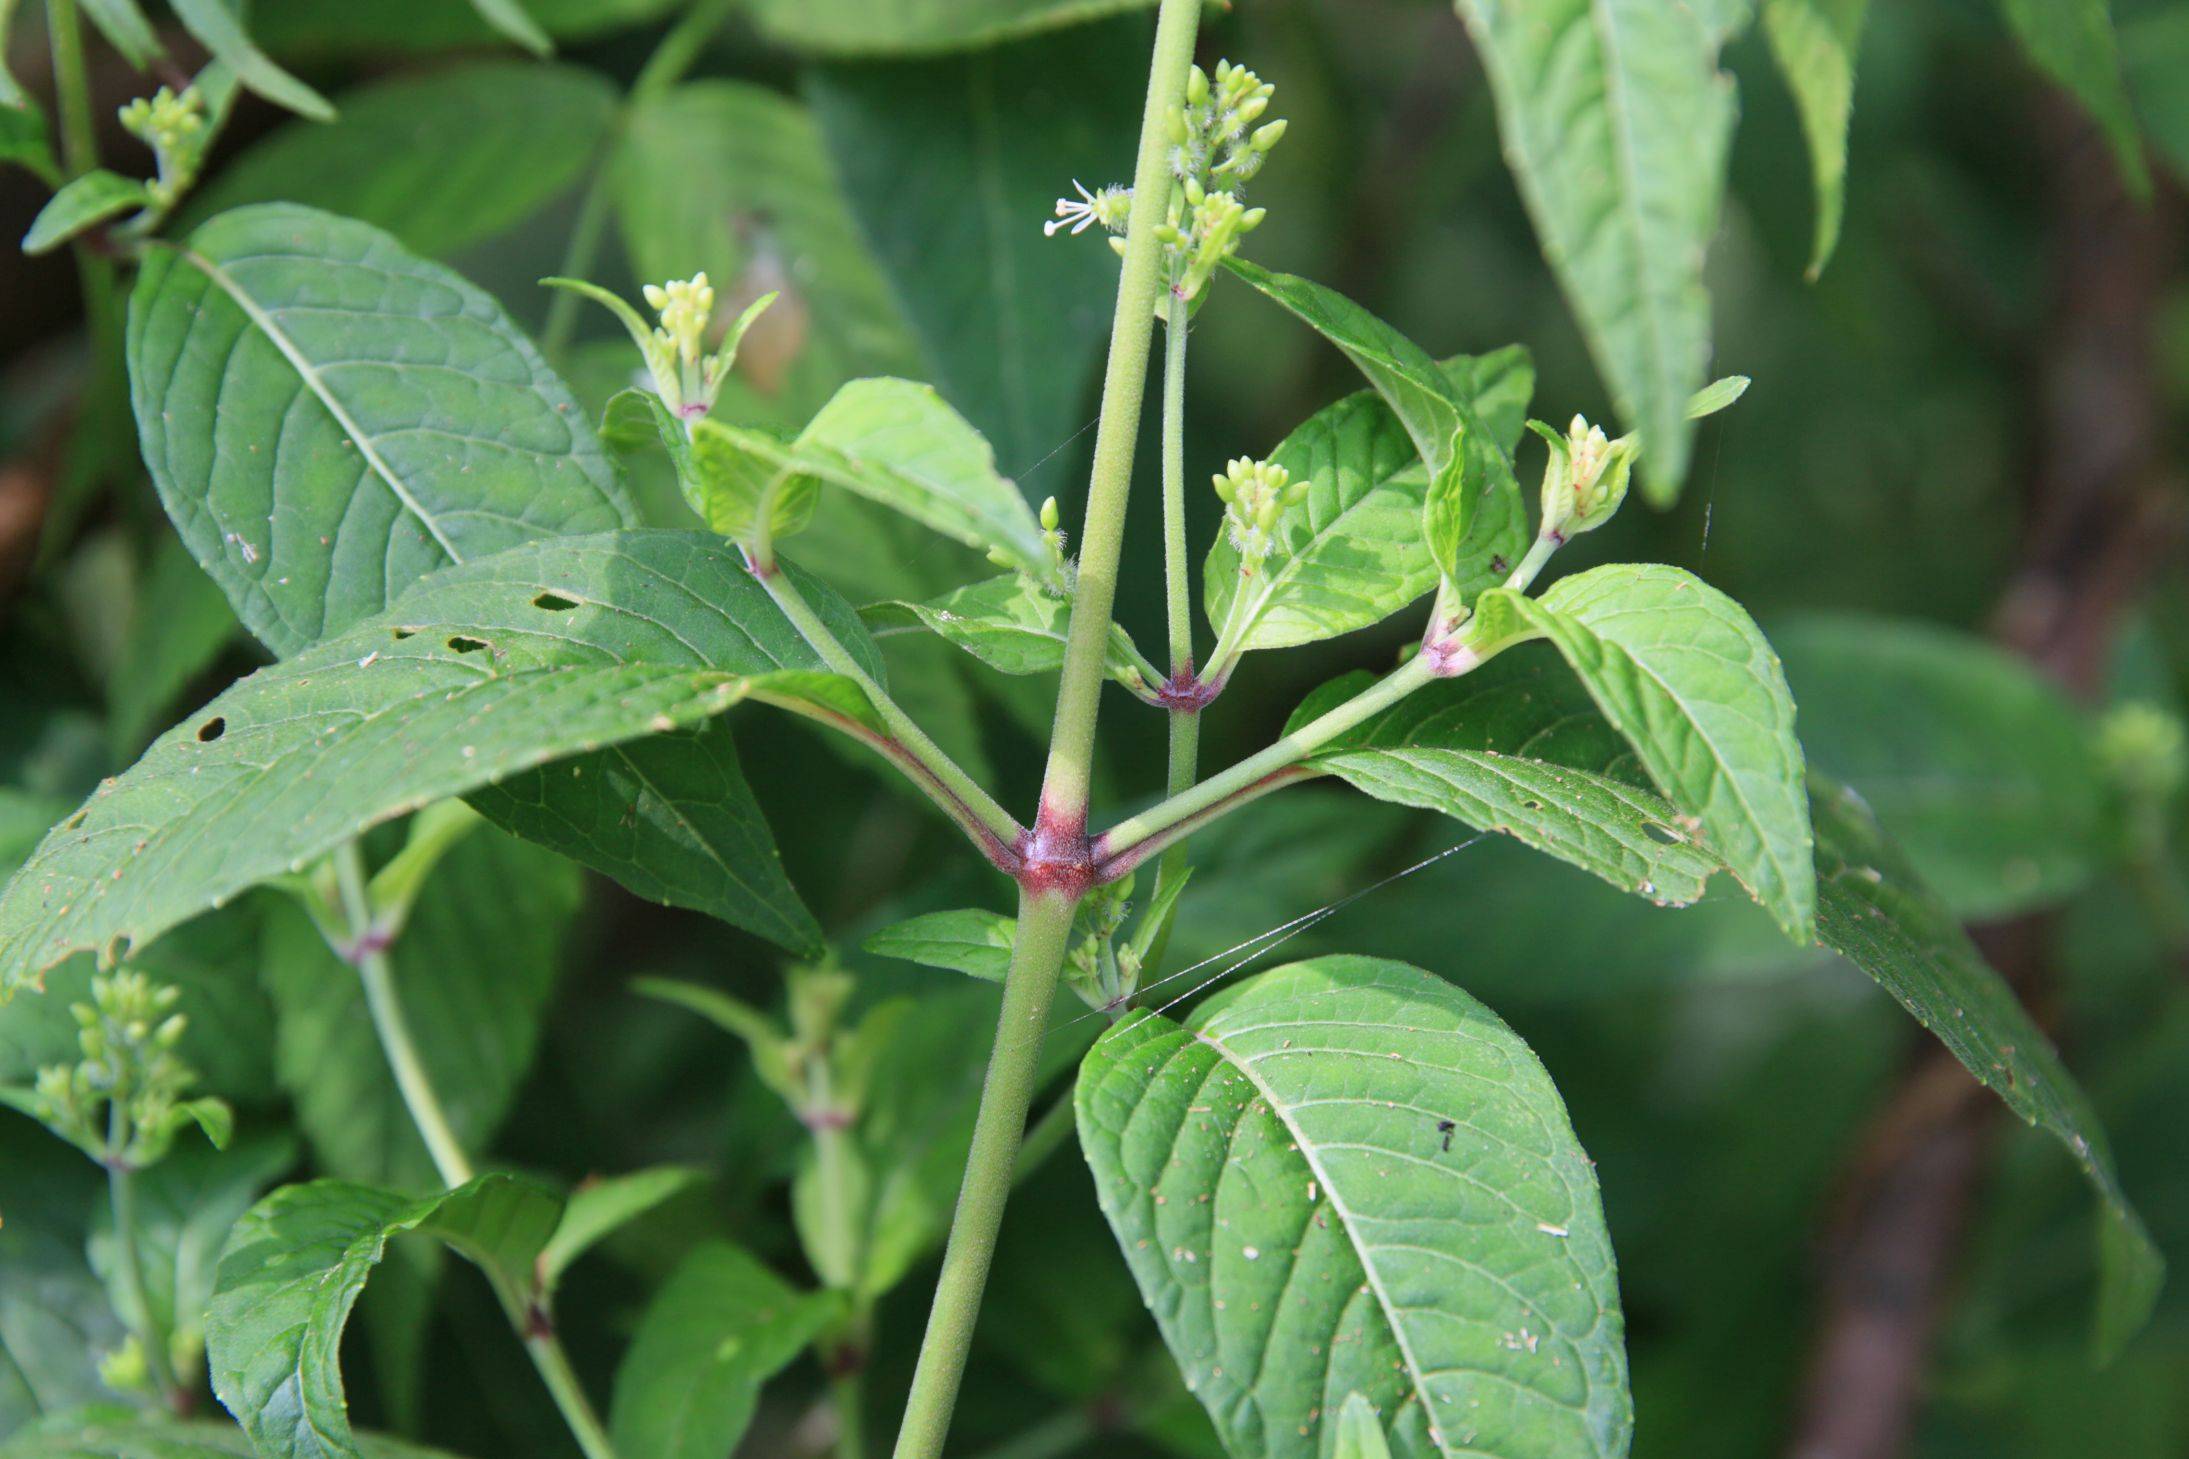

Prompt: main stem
xmin=330 ymin=845 xmax=620 ymax=1459
xmin=1151 ymin=270 xmax=1198 ymax=954
xmin=889 ymin=891 xmax=1077 ymax=1458
xmin=892 ymin=5 xmax=1202 ymax=1452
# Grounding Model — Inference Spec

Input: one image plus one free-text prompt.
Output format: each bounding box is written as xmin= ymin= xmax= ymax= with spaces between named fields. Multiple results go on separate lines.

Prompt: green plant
xmin=1 ymin=2 xmax=2183 ymax=1459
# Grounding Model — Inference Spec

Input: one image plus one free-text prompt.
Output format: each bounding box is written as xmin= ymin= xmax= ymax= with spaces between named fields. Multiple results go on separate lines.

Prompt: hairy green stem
xmin=330 ymin=844 xmax=620 ymax=1459
xmin=757 ymin=569 xmax=1023 ymax=849
xmin=1147 ymin=268 xmax=1198 ymax=976
xmin=889 ymin=890 xmax=1077 ymax=1458
xmin=1035 ymin=0 xmax=1205 ymax=824
xmin=892 ymin=5 xmax=1201 ymax=1453
xmin=540 ymin=0 xmax=739 ymax=356
xmin=1011 ymin=1089 xmax=1076 ymax=1185
xmin=833 ymin=1369 xmax=866 ymax=1459
xmin=1097 ymin=650 xmax=1437 ymax=869
xmin=1504 ymin=533 xmax=1561 ymax=595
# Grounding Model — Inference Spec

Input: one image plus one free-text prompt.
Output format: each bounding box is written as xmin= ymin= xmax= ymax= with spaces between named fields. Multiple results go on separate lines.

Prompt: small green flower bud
xmin=1040 ymin=495 xmax=1061 ymax=532
xmin=1252 ymin=119 xmax=1288 ymax=152
xmin=1187 ymin=65 xmax=1210 ymax=105
xmin=1240 ymin=206 xmax=1267 ymax=233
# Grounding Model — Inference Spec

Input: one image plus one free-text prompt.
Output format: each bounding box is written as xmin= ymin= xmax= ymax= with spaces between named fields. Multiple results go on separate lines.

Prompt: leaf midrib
xmin=181 ymin=244 xmax=466 ymax=566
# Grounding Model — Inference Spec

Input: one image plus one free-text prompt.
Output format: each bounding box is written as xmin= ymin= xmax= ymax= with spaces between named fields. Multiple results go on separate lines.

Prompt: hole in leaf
xmin=196 ymin=717 xmax=227 ymax=743
xmin=65 ymin=810 xmax=87 ymax=831
xmin=1644 ymin=823 xmax=1681 ymax=845
xmin=533 ymin=592 xmax=579 ymax=612
xmin=447 ymin=636 xmax=489 ymax=655
xmin=392 ymin=626 xmax=417 ymax=641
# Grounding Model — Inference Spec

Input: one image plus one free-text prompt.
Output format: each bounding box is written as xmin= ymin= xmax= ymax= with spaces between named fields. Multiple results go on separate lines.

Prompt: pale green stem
xmin=833 ymin=1370 xmax=866 ymax=1459
xmin=1011 ymin=1089 xmax=1076 ymax=1186
xmin=539 ymin=0 xmax=740 ymax=356
xmin=1035 ymin=0 xmax=1205 ymax=824
xmin=1503 ymin=533 xmax=1561 ymax=595
xmin=889 ymin=890 xmax=1078 ymax=1459
xmin=757 ymin=568 xmax=1022 ymax=850
xmin=891 ymin=5 xmax=1202 ymax=1453
xmin=331 ymin=845 xmax=620 ymax=1459
xmin=105 ymin=1108 xmax=182 ymax=1408
xmin=1097 ymin=651 xmax=1438 ymax=869
xmin=1147 ymin=263 xmax=1198 ymax=976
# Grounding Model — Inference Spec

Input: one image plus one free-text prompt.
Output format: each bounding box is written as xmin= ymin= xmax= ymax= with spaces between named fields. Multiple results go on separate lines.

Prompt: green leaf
xmin=2124 ymin=8 xmax=2189 ymax=181
xmin=1452 ymin=0 xmax=1737 ymax=501
xmin=1078 ymin=956 xmax=1631 ymax=1459
xmin=89 ymin=1135 xmax=297 ymax=1381
xmin=0 ymin=1126 xmax=124 ymax=1431
xmin=107 ymin=537 xmax=240 ymax=758
xmin=1334 ymin=1394 xmax=1395 ymax=1459
xmin=22 ymin=171 xmax=150 ymax=255
xmin=1475 ymin=563 xmax=1815 ymax=940
xmin=169 ymin=0 xmax=335 ymax=122
xmin=466 ymin=0 xmax=551 ymax=55
xmin=1303 ymin=655 xmax=1725 ymax=907
xmin=1222 ymin=258 xmax=1523 ymax=587
xmin=1775 ymin=615 xmax=2106 ymax=919
xmin=469 ymin=718 xmax=823 ymax=957
xmin=614 ymin=83 xmax=923 ymax=424
xmin=248 ymin=0 xmax=679 ymax=55
xmin=862 ymin=908 xmax=1015 ymax=982
xmin=1762 ymin=0 xmax=1868 ymax=278
xmin=788 ymin=379 xmax=1054 ymax=582
xmin=864 ymin=574 xmax=1152 ymax=691
xmin=746 ymin=0 xmax=1156 ymax=55
xmin=128 ymin=203 xmax=634 ymax=657
xmin=0 ymin=101 xmax=54 ymax=177
xmin=0 ymin=530 xmax=861 ymax=989
xmin=538 ymin=1166 xmax=703 ymax=1293
xmin=1204 ymin=350 xmax=1534 ymax=656
xmin=0 ymin=1411 xmax=461 ymax=1458
xmin=1809 ymin=778 xmax=2163 ymax=1358
xmin=186 ymin=63 xmax=617 ymax=258
xmin=806 ymin=17 xmax=1141 ymax=472
xmin=206 ymin=1173 xmax=564 ymax=1459
xmin=1994 ymin=0 xmax=2149 ymax=197
xmin=77 ymin=0 xmax=164 ymax=68
xmin=259 ymin=826 xmax=579 ymax=1190
xmin=608 ymin=1243 xmax=838 ymax=1459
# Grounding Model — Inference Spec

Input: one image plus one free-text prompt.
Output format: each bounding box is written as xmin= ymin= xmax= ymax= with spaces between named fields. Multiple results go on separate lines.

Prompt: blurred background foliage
xmin=2 ymin=1 xmax=2187 ymax=1456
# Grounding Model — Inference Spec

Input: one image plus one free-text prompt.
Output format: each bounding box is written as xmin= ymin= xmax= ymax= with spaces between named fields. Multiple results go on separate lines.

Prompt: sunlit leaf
xmin=1763 ymin=0 xmax=1869 ymax=277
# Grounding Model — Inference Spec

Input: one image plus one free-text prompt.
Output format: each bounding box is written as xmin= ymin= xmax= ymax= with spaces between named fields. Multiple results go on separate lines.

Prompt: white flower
xmin=1046 ymin=180 xmax=1103 ymax=237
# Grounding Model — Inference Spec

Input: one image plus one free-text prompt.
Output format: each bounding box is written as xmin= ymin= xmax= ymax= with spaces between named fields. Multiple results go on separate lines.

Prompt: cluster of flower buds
xmin=1530 ymin=412 xmax=1637 ymax=543
xmin=545 ymin=273 xmax=776 ymax=426
xmin=1044 ymin=58 xmax=1285 ymax=308
xmin=1065 ymin=876 xmax=1138 ymax=1011
xmin=1213 ymin=456 xmax=1307 ymax=570
xmin=22 ymin=972 xmax=224 ymax=1170
xmin=119 ymin=86 xmax=209 ymax=209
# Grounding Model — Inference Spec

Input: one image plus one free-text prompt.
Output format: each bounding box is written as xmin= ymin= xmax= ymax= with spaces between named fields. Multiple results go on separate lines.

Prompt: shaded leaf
xmin=1776 ymin=614 xmax=2106 ymax=919
xmin=1809 ymin=778 xmax=2162 ymax=1358
xmin=1452 ymin=0 xmax=1737 ymax=500
xmin=206 ymin=1174 xmax=563 ymax=1459
xmin=1762 ymin=0 xmax=1869 ymax=277
xmin=1079 ymin=956 xmax=1630 ymax=1459
xmin=466 ymin=0 xmax=550 ymax=55
xmin=862 ymin=908 xmax=1014 ymax=982
xmin=747 ymin=0 xmax=1156 ymax=55
xmin=186 ymin=64 xmax=617 ymax=258
xmin=864 ymin=573 xmax=1153 ymax=693
xmin=128 ymin=203 xmax=633 ymax=657
xmin=608 ymin=1243 xmax=837 ymax=1459
xmin=107 ymin=537 xmax=240 ymax=758
xmin=0 ymin=1410 xmax=459 ymax=1457
xmin=1994 ymin=0 xmax=2148 ymax=196
xmin=806 ymin=16 xmax=1141 ymax=472
xmin=77 ymin=0 xmax=163 ymax=68
xmin=249 ymin=0 xmax=680 ymax=55
xmin=539 ymin=1167 xmax=704 ymax=1293
xmin=0 ymin=531 xmax=866 ymax=988
xmin=170 ymin=0 xmax=334 ymax=122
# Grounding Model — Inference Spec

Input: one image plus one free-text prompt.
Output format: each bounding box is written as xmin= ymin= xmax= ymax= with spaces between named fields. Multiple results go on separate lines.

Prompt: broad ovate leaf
xmin=1079 ymin=956 xmax=1629 ymax=1459
xmin=1475 ymin=564 xmax=1814 ymax=940
xmin=1809 ymin=778 xmax=2162 ymax=1357
xmin=1222 ymin=259 xmax=1523 ymax=585
xmin=1205 ymin=349 xmax=1534 ymax=655
xmin=206 ymin=1175 xmax=563 ymax=1459
xmin=0 ymin=531 xmax=861 ymax=987
xmin=608 ymin=1243 xmax=837 ymax=1459
xmin=1452 ymin=0 xmax=1736 ymax=501
xmin=128 ymin=203 xmax=633 ymax=657
xmin=1295 ymin=657 xmax=1723 ymax=907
